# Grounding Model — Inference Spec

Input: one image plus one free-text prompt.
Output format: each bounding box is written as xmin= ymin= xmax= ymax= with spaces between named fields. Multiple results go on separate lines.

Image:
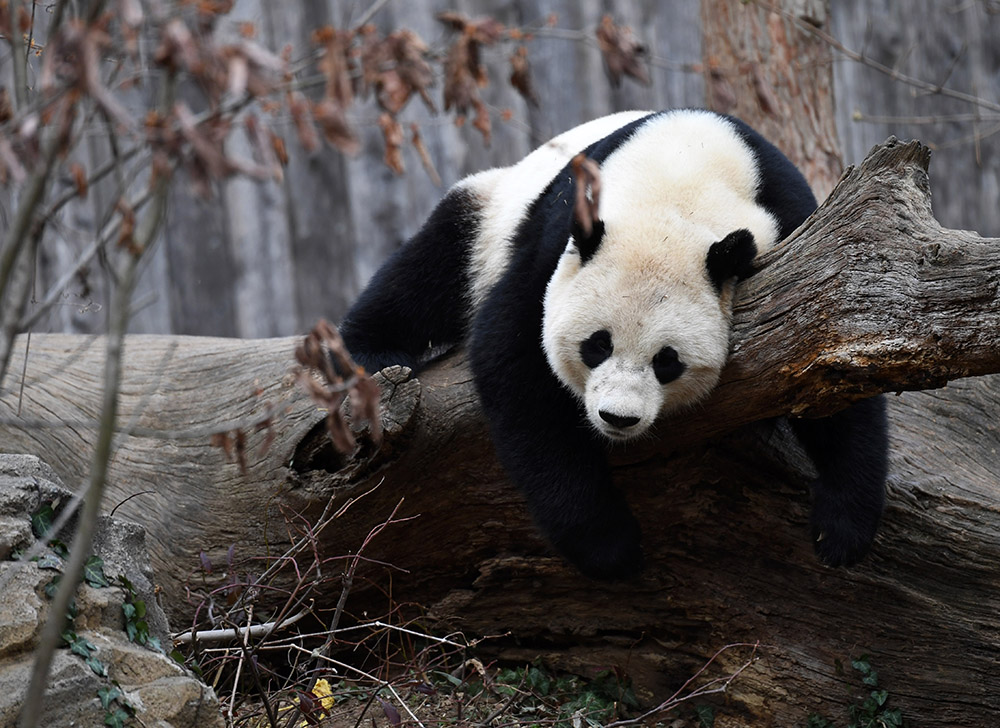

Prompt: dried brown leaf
xmin=294 ymin=320 xmax=382 ymax=455
xmin=313 ymin=25 xmax=355 ymax=109
xmin=0 ymin=88 xmax=12 ymax=123
xmin=155 ymin=18 xmax=201 ymax=73
xmin=210 ymin=433 xmax=232 ymax=462
xmin=509 ymin=45 xmax=538 ymax=106
xmin=595 ymin=15 xmax=650 ymax=88
xmin=351 ymin=373 xmax=383 ymax=446
xmin=379 ymin=699 xmax=402 ymax=728
xmin=69 ymin=163 xmax=88 ymax=198
xmin=115 ymin=197 xmax=138 ymax=254
xmin=436 ymin=11 xmax=468 ymax=32
xmin=312 ymin=98 xmax=359 ymax=155
xmin=234 ymin=429 xmax=247 ymax=475
xmin=244 ymin=114 xmax=283 ymax=181
xmin=288 ymin=91 xmax=320 ymax=153
xmin=472 ymin=98 xmax=491 ymax=146
xmin=175 ymin=102 xmax=235 ymax=179
xmin=466 ymin=16 xmax=505 ymax=45
xmin=442 ymin=35 xmax=479 ymax=115
xmin=439 ymin=12 xmax=504 ymax=119
xmin=379 ymin=112 xmax=405 ymax=175
xmin=271 ymin=132 xmax=288 ymax=167
xmin=410 ymin=123 xmax=441 ymax=187
xmin=571 ymin=153 xmax=601 ymax=238
xmin=361 ymin=29 xmax=436 ymax=115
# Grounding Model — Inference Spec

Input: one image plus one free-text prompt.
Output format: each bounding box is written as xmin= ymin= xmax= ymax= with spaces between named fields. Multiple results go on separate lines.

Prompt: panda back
xmin=467 ymin=110 xmax=655 ymax=310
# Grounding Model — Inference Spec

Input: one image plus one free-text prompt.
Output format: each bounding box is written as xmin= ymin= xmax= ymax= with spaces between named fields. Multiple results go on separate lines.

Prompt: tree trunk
xmin=701 ymin=0 xmax=843 ymax=199
xmin=2 ymin=137 xmax=1000 ymax=725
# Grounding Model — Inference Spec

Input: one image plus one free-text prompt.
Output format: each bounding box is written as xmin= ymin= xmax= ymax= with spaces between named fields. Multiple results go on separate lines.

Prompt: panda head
xmin=542 ymin=208 xmax=760 ymax=442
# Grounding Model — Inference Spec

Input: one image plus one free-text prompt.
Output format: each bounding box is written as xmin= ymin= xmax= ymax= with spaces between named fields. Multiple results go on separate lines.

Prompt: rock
xmin=0 ymin=454 xmax=224 ymax=727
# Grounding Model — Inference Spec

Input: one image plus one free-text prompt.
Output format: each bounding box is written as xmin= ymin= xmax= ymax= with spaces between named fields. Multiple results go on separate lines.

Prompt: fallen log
xmin=2 ymin=139 xmax=1000 ymax=725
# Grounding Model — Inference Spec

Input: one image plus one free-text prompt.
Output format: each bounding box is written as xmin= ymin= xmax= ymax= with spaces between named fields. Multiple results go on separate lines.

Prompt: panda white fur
xmin=340 ymin=109 xmax=888 ymax=579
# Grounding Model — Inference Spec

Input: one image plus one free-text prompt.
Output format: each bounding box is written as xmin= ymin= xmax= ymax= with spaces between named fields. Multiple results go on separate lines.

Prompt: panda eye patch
xmin=580 ymin=330 xmax=613 ymax=368
xmin=653 ymin=346 xmax=686 ymax=384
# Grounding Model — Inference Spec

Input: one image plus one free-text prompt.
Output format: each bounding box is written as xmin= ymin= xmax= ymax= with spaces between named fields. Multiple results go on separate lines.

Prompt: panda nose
xmin=599 ymin=411 xmax=640 ymax=429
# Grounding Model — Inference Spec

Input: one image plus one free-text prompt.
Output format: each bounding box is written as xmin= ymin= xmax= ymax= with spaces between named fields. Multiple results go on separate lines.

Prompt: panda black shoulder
xmin=508 ymin=112 xmax=666 ymax=267
xmin=719 ymin=114 xmax=819 ymax=239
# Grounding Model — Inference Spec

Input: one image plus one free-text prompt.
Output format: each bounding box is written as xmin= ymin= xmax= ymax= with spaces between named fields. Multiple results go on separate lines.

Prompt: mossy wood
xmin=3 ymin=139 xmax=1000 ymax=725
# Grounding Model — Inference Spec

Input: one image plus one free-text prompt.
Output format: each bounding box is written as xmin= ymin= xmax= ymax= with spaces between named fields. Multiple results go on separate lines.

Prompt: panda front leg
xmin=339 ymin=186 xmax=483 ymax=373
xmin=469 ymin=306 xmax=642 ymax=580
xmin=789 ymin=395 xmax=889 ymax=566
xmin=484 ymin=390 xmax=643 ymax=579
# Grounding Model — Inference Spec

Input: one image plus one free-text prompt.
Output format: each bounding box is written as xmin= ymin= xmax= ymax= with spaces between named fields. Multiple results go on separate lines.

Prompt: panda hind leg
xmin=789 ymin=395 xmax=889 ymax=567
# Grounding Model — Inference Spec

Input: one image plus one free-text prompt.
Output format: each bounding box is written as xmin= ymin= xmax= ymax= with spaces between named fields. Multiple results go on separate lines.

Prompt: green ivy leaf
xmin=36 ymin=552 xmax=63 ymax=571
xmin=122 ymin=603 xmax=136 ymax=621
xmin=84 ymin=555 xmax=110 ymax=588
xmin=31 ymin=505 xmax=55 ymax=539
xmin=86 ymin=655 xmax=107 ymax=677
xmin=432 ymin=670 xmax=463 ymax=688
xmin=48 ymin=539 xmax=70 ymax=559
xmin=883 ymin=708 xmax=903 ymax=726
xmin=97 ymin=686 xmax=121 ymax=710
xmin=104 ymin=707 xmax=130 ymax=727
xmin=69 ymin=635 xmax=95 ymax=658
xmin=805 ymin=714 xmax=836 ymax=728
xmin=45 ymin=576 xmax=61 ymax=599
xmin=526 ymin=666 xmax=551 ymax=696
xmin=695 ymin=703 xmax=715 ymax=727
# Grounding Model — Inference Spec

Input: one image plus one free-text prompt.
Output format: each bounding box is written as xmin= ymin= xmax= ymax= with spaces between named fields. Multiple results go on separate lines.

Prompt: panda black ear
xmin=571 ymin=218 xmax=606 ymax=264
xmin=706 ymin=229 xmax=757 ymax=293
xmin=569 ymin=153 xmax=604 ymax=265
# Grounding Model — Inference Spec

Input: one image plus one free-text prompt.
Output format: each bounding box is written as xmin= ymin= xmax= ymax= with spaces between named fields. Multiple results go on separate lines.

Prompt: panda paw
xmin=810 ymin=492 xmax=882 ymax=567
xmin=552 ymin=509 xmax=643 ymax=580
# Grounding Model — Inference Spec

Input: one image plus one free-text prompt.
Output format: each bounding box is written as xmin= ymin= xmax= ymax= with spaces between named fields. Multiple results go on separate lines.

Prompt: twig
xmin=603 ymin=642 xmax=760 ymax=728
xmin=324 ymin=498 xmax=407 ymax=648
xmin=15 ymin=332 xmax=29 ymax=416
xmin=19 ymin=40 xmax=170 ymax=727
xmin=8 ymin=0 xmax=29 ymax=109
xmin=0 ymin=101 xmax=71 ymax=389
xmin=19 ymin=182 xmax=154 ymax=331
xmin=766 ymin=1 xmax=1000 ymax=115
xmin=353 ymin=0 xmax=393 ymax=28
xmin=235 ymin=605 xmax=280 ymax=728
xmin=287 ymin=645 xmax=428 ymax=728
xmin=173 ymin=605 xmax=311 ymax=645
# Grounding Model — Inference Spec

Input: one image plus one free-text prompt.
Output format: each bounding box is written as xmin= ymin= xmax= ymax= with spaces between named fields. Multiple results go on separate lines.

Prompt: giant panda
xmin=339 ymin=109 xmax=889 ymax=579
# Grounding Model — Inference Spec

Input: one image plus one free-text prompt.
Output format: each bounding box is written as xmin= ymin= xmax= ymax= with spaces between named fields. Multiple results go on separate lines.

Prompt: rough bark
xmin=2 ymin=139 xmax=1000 ymax=724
